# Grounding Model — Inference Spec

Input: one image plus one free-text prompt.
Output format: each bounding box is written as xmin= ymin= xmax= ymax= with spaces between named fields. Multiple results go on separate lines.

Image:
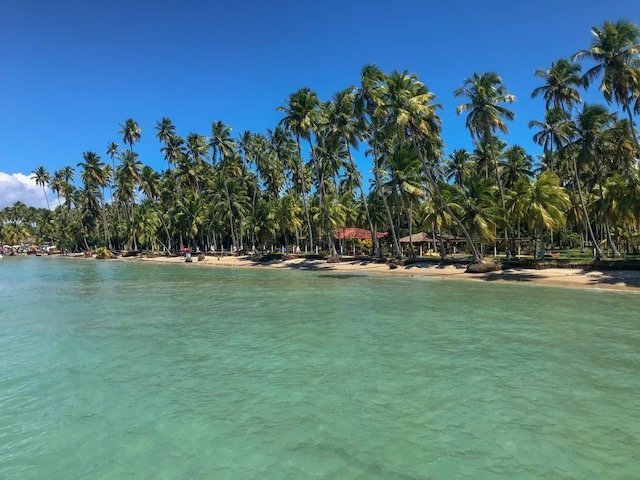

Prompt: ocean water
xmin=1 ymin=256 xmax=639 ymax=479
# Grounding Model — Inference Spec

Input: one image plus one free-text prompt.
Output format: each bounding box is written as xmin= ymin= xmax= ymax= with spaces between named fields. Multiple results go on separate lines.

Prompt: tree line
xmin=3 ymin=20 xmax=640 ymax=262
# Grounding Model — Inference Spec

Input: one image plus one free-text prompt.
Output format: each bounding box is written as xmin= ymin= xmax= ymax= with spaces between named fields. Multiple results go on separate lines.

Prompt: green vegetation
xmin=3 ymin=20 xmax=640 ymax=264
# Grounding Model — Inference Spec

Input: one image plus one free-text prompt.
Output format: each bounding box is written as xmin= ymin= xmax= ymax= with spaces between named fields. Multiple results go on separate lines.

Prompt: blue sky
xmin=1 ymin=0 xmax=639 ymax=206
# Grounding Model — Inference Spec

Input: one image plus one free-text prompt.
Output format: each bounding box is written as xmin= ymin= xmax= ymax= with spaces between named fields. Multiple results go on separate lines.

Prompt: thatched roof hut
xmin=399 ymin=232 xmax=431 ymax=243
xmin=333 ymin=228 xmax=388 ymax=240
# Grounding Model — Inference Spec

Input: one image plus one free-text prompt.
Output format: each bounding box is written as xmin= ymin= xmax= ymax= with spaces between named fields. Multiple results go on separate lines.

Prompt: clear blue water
xmin=1 ymin=256 xmax=639 ymax=479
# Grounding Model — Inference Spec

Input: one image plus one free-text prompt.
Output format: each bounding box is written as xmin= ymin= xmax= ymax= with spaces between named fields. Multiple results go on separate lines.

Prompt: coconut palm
xmin=381 ymin=69 xmax=484 ymax=261
xmin=455 ymin=72 xmax=515 ymax=254
xmin=278 ymin=88 xmax=323 ymax=250
xmin=155 ymin=118 xmax=175 ymax=170
xmin=455 ymin=72 xmax=516 ymax=142
xmin=501 ymin=146 xmax=534 ymax=189
xmin=357 ymin=65 xmax=405 ymax=257
xmin=32 ymin=166 xmax=51 ymax=209
xmin=446 ymin=149 xmax=473 ymax=187
xmin=119 ymin=119 xmax=141 ymax=151
xmin=575 ymin=20 xmax=640 ymax=150
xmin=326 ymin=87 xmax=381 ymax=256
xmin=529 ymin=108 xmax=575 ymax=156
xmin=521 ymin=172 xmax=570 ymax=257
xmin=381 ymin=143 xmax=425 ymax=253
xmin=532 ymin=58 xmax=583 ymax=111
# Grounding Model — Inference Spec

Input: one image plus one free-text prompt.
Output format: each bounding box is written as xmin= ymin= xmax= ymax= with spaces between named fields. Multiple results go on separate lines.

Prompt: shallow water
xmin=1 ymin=256 xmax=639 ymax=479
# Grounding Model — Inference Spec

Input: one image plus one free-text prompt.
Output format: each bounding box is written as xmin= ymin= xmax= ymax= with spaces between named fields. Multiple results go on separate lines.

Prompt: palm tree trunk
xmin=595 ymin=166 xmax=621 ymax=257
xmin=538 ymin=219 xmax=544 ymax=259
xmin=295 ymin=136 xmax=314 ymax=251
xmin=412 ymin=137 xmax=482 ymax=261
xmin=307 ymin=139 xmax=337 ymax=257
xmin=489 ymin=146 xmax=509 ymax=257
xmin=42 ymin=186 xmax=50 ymax=210
xmin=572 ymin=157 xmax=601 ymax=259
xmin=624 ymin=103 xmax=640 ymax=153
xmin=407 ymin=198 xmax=414 ymax=256
xmin=372 ymin=146 xmax=402 ymax=257
xmin=346 ymin=146 xmax=380 ymax=256
xmin=223 ymin=180 xmax=237 ymax=251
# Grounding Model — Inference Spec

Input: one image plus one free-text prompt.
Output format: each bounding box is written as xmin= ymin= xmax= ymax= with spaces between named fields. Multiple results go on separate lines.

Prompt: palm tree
xmin=501 ymin=146 xmax=534 ymax=189
xmin=566 ymin=104 xmax=618 ymax=258
xmin=210 ymin=121 xmax=235 ymax=164
xmin=327 ymin=87 xmax=381 ymax=256
xmin=357 ymin=65 xmax=405 ymax=257
xmin=382 ymin=143 xmax=425 ymax=254
xmin=455 ymin=72 xmax=516 ymax=142
xmin=119 ymin=119 xmax=141 ymax=152
xmin=278 ymin=88 xmax=322 ymax=250
xmin=521 ymin=172 xmax=570 ymax=257
xmin=575 ymin=20 xmax=640 ymax=151
xmin=446 ymin=149 xmax=473 ymax=187
xmin=532 ymin=58 xmax=583 ymax=111
xmin=32 ymin=166 xmax=51 ymax=209
xmin=529 ymin=108 xmax=574 ymax=156
xmin=155 ymin=118 xmax=175 ymax=170
xmin=455 ymin=72 xmax=515 ymax=255
xmin=51 ymin=169 xmax=65 ymax=207
xmin=381 ymin=69 xmax=484 ymax=262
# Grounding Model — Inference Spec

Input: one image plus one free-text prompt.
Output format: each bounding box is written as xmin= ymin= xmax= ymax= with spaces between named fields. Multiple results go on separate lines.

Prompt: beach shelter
xmin=332 ymin=228 xmax=387 ymax=255
xmin=399 ymin=232 xmax=431 ymax=244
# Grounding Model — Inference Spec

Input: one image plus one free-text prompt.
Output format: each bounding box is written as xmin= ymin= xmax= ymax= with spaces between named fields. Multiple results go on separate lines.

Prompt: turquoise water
xmin=1 ymin=257 xmax=639 ymax=479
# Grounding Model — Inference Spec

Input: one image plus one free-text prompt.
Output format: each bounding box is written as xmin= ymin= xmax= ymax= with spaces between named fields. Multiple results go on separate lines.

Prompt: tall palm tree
xmin=209 ymin=121 xmax=235 ymax=165
xmin=327 ymin=87 xmax=381 ymax=256
xmin=531 ymin=58 xmax=583 ymax=111
xmin=155 ymin=117 xmax=176 ymax=170
xmin=501 ymin=146 xmax=534 ymax=189
xmin=382 ymin=69 xmax=484 ymax=262
xmin=528 ymin=108 xmax=574 ymax=156
xmin=32 ymin=166 xmax=51 ymax=209
xmin=455 ymin=72 xmax=516 ymax=255
xmin=445 ymin=149 xmax=473 ymax=187
xmin=382 ymin=143 xmax=425 ymax=254
xmin=278 ymin=88 xmax=322 ymax=250
xmin=455 ymin=72 xmax=516 ymax=142
xmin=566 ymin=104 xmax=618 ymax=258
xmin=119 ymin=119 xmax=141 ymax=152
xmin=521 ymin=172 xmax=570 ymax=257
xmin=356 ymin=64 xmax=404 ymax=257
xmin=575 ymin=20 xmax=640 ymax=151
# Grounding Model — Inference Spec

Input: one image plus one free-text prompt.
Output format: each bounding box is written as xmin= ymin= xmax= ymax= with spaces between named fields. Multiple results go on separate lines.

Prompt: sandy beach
xmin=103 ymin=255 xmax=640 ymax=293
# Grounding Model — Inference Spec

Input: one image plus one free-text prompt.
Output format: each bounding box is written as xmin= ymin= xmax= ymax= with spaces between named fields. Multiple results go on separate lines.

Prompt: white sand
xmin=111 ymin=255 xmax=640 ymax=293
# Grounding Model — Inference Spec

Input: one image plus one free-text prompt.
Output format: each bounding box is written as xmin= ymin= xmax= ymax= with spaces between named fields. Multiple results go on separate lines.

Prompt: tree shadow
xmin=479 ymin=271 xmax=542 ymax=282
xmin=581 ymin=269 xmax=640 ymax=289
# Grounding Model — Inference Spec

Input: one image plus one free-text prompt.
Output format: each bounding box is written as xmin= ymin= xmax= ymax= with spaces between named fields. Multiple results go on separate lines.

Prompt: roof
xmin=333 ymin=228 xmax=388 ymax=240
xmin=399 ymin=232 xmax=431 ymax=243
xmin=399 ymin=232 xmax=466 ymax=243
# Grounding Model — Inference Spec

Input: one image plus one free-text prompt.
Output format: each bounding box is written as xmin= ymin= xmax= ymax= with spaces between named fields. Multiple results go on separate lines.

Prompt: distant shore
xmin=56 ymin=253 xmax=640 ymax=293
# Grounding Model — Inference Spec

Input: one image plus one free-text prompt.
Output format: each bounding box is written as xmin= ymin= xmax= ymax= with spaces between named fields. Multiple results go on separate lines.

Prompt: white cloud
xmin=0 ymin=171 xmax=59 ymax=209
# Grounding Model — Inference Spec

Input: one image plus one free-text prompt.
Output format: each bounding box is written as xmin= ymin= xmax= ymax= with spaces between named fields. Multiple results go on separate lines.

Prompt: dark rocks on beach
xmin=465 ymin=259 xmax=500 ymax=274
xmin=387 ymin=262 xmax=398 ymax=270
xmin=326 ymin=256 xmax=341 ymax=264
xmin=197 ymin=254 xmax=206 ymax=261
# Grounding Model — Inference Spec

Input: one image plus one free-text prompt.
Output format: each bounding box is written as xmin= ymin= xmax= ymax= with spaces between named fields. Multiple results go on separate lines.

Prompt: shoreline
xmin=55 ymin=254 xmax=640 ymax=293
